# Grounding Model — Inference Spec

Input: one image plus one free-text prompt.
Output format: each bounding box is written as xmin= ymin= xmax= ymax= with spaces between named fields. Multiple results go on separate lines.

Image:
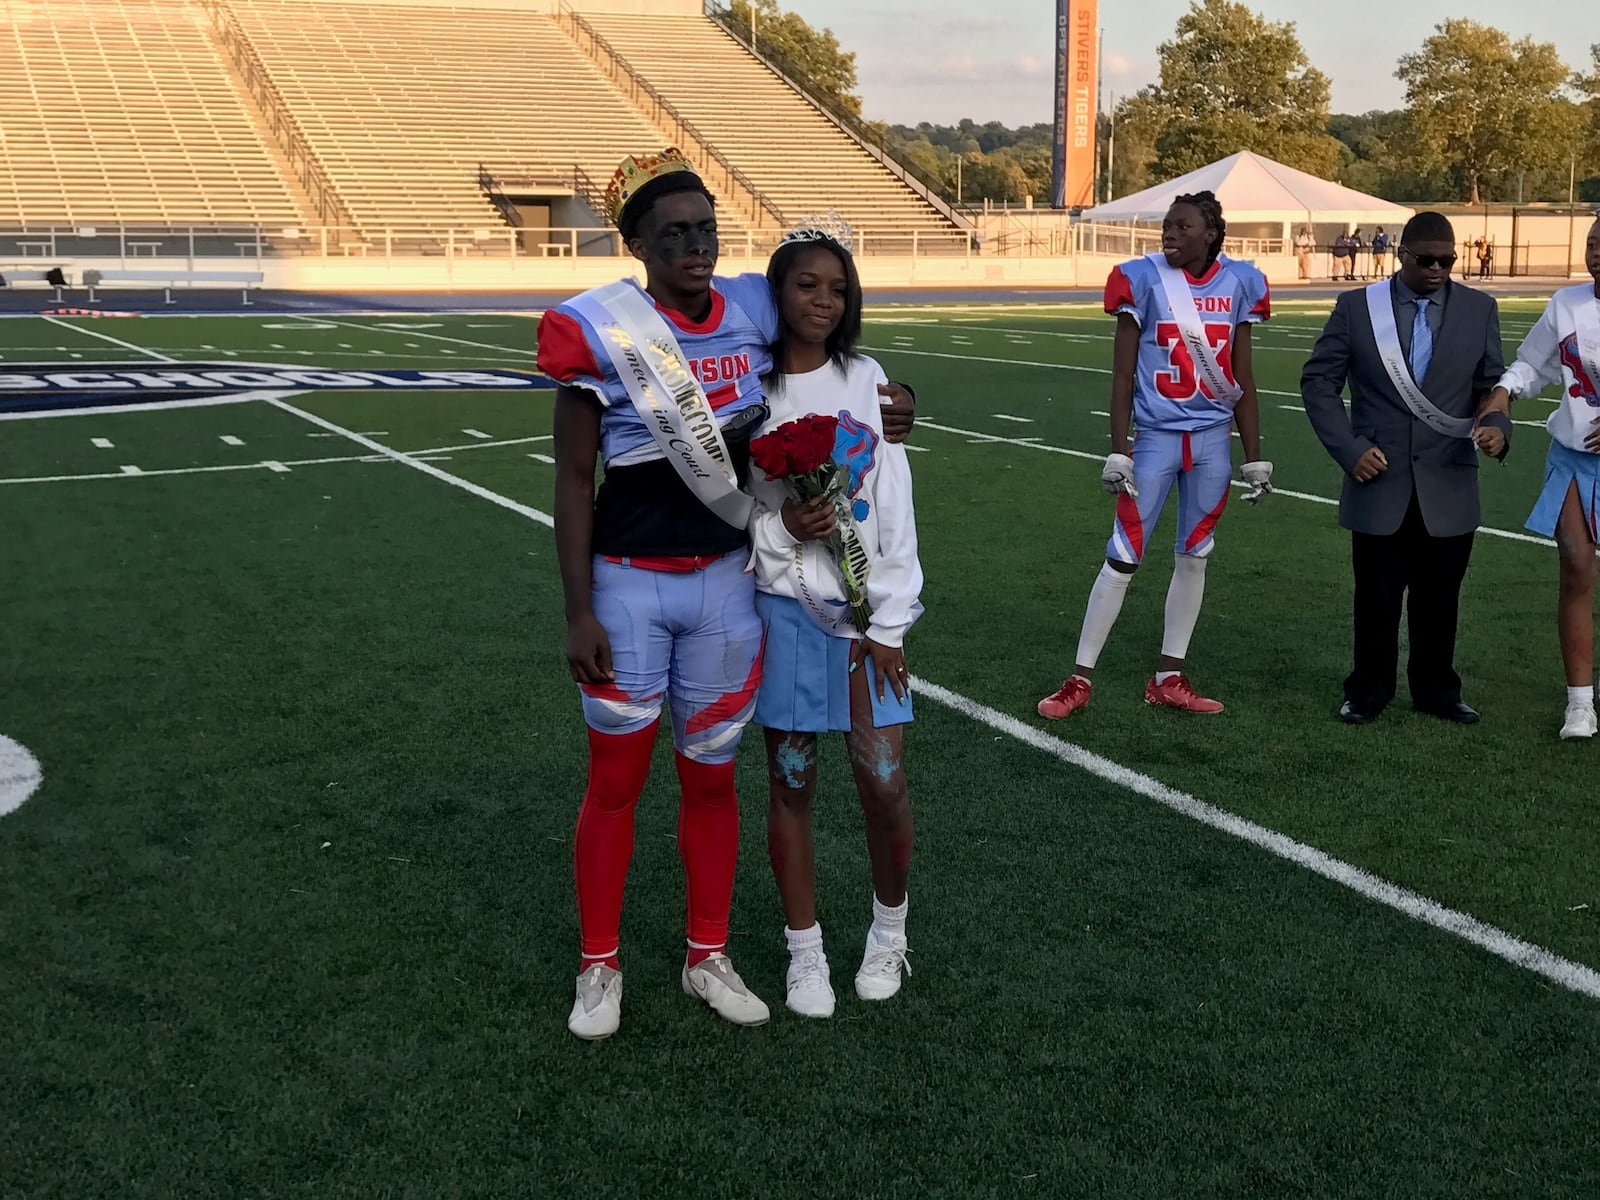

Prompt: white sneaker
xmin=1560 ymin=702 xmax=1597 ymax=740
xmin=855 ymin=932 xmax=911 ymax=1001
xmin=785 ymin=947 xmax=836 ymax=1018
xmin=567 ymin=963 xmax=622 ymax=1041
xmin=681 ymin=953 xmax=770 ymax=1027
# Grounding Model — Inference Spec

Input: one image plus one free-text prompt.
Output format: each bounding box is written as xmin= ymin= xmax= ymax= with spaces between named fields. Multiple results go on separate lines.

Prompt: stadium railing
xmin=702 ymin=3 xmax=977 ymax=237
xmin=197 ymin=0 xmax=360 ymax=238
xmin=0 ymin=225 xmax=980 ymax=262
xmin=555 ymin=1 xmax=783 ymax=230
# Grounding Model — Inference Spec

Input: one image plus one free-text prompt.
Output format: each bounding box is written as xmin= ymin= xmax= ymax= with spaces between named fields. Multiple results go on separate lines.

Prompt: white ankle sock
xmin=1075 ymin=563 xmax=1132 ymax=669
xmin=1161 ymin=554 xmax=1208 ymax=661
xmin=1155 ymin=670 xmax=1180 ymax=685
xmin=1568 ymin=685 xmax=1594 ymax=708
xmin=870 ymin=894 xmax=908 ymax=945
xmin=785 ymin=922 xmax=824 ymax=955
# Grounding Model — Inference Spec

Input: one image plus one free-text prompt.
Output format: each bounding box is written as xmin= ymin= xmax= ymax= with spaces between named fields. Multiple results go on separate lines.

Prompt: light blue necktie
xmin=1410 ymin=297 xmax=1432 ymax=384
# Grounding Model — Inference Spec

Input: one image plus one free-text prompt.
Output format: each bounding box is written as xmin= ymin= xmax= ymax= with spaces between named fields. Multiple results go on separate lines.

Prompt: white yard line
xmin=912 ymin=679 xmax=1600 ymax=1003
xmin=294 ymin=315 xmax=536 ymax=357
xmin=264 ymin=398 xmax=553 ymax=528
xmin=917 ymin=419 xmax=1556 ymax=549
xmin=462 ymin=428 xmax=492 ymax=440
xmin=41 ymin=315 xmax=176 ymax=361
xmin=90 ymin=437 xmax=113 ymax=448
xmin=992 ymin=414 xmax=1034 ymax=424
xmin=220 ymin=435 xmax=244 ymax=446
xmin=170 ymin=424 xmax=1594 ymax=1005
xmin=0 ymin=434 xmax=552 ymax=486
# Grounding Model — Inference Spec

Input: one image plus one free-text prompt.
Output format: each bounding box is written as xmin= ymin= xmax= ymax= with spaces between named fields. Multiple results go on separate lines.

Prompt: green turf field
xmin=3 ymin=299 xmax=1599 ymax=1197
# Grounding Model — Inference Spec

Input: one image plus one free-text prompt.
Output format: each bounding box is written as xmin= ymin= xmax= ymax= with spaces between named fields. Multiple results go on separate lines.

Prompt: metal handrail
xmin=702 ymin=2 xmax=975 ymax=233
xmin=199 ymin=0 xmax=359 ymax=235
xmin=555 ymin=1 xmax=783 ymax=228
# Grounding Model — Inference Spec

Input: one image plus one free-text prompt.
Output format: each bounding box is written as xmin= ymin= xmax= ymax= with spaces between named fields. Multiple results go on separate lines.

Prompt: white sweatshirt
xmin=746 ymin=355 xmax=924 ymax=648
xmin=1499 ymin=283 xmax=1600 ymax=454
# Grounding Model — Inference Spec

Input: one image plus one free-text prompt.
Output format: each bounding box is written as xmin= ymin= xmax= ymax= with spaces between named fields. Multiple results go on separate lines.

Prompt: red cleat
xmin=1144 ymin=674 xmax=1224 ymax=714
xmin=1038 ymin=676 xmax=1092 ymax=719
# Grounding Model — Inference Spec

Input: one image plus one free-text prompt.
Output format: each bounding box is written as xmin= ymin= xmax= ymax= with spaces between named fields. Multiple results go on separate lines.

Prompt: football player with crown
xmin=536 ymin=151 xmax=915 ymax=1040
xmin=1478 ymin=214 xmax=1600 ymax=740
xmin=1038 ymin=191 xmax=1273 ymax=721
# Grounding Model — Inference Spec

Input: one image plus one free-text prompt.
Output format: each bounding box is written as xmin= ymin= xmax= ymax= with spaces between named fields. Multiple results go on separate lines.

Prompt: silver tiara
xmin=780 ymin=210 xmax=855 ymax=255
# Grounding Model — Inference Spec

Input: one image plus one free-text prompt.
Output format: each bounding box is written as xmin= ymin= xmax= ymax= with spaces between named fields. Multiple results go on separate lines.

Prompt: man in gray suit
xmin=1301 ymin=211 xmax=1512 ymax=725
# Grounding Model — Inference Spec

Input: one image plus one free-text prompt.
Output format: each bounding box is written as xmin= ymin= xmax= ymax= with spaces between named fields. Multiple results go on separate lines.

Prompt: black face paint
xmin=642 ymin=223 xmax=717 ymax=265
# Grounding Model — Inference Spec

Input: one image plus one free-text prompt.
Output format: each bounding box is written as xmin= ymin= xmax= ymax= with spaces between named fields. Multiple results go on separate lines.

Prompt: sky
xmin=783 ymin=0 xmax=1584 ymax=128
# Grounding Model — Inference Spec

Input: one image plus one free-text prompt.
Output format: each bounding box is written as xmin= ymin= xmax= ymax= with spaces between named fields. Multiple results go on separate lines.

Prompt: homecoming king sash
xmin=1148 ymin=253 xmax=1243 ymax=408
xmin=1363 ymin=281 xmax=1473 ymax=439
xmin=571 ymin=281 xmax=753 ymax=529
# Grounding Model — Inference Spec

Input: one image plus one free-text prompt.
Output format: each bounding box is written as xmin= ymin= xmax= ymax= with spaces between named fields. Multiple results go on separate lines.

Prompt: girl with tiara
xmin=746 ymin=215 xmax=924 ymax=1018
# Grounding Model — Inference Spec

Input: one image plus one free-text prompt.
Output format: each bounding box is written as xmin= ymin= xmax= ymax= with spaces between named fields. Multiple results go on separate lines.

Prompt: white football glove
xmin=1101 ymin=453 xmax=1137 ymax=498
xmin=1242 ymin=460 xmax=1274 ymax=504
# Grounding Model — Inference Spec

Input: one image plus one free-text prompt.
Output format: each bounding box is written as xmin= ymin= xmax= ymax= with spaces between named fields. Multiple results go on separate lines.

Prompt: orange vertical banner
xmin=1065 ymin=0 xmax=1098 ymax=209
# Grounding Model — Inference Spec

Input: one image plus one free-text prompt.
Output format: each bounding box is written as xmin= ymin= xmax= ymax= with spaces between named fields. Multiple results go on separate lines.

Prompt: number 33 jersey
xmin=1104 ymin=254 xmax=1271 ymax=433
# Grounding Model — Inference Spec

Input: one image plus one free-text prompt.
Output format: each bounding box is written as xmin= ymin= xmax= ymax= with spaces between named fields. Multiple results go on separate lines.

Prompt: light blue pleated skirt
xmin=753 ymin=593 xmax=913 ymax=733
xmin=1527 ymin=440 xmax=1600 ymax=540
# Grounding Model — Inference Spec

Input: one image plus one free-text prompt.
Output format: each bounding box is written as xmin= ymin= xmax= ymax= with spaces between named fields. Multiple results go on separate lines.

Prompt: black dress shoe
xmin=1339 ymin=701 xmax=1379 ymax=725
xmin=1419 ymin=701 xmax=1479 ymax=725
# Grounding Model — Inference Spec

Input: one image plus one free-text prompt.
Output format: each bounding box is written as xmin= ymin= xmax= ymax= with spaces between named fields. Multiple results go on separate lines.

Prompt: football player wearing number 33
xmin=1039 ymin=191 xmax=1272 ymax=720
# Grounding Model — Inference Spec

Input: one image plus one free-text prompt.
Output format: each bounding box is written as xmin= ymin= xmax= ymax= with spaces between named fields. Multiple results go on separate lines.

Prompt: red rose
xmin=750 ymin=429 xmax=791 ymax=480
xmin=788 ymin=415 xmax=839 ymax=474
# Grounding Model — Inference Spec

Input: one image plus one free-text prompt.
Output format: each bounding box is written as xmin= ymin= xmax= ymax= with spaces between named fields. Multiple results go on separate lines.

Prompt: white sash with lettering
xmin=1363 ymin=281 xmax=1472 ymax=439
xmin=1573 ymin=291 xmax=1600 ymax=406
xmin=1148 ymin=253 xmax=1242 ymax=408
xmin=570 ymin=281 xmax=753 ymax=529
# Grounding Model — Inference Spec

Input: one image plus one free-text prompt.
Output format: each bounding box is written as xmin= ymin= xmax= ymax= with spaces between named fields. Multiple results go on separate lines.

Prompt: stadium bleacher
xmin=227 ymin=0 xmax=745 ymax=243
xmin=583 ymin=13 xmax=964 ymax=246
xmin=0 ymin=0 xmax=965 ymax=253
xmin=0 ymin=0 xmax=306 ymax=230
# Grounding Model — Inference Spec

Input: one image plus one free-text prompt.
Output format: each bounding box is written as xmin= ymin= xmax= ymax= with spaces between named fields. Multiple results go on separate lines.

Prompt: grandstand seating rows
xmin=0 ymin=0 xmax=960 ymax=246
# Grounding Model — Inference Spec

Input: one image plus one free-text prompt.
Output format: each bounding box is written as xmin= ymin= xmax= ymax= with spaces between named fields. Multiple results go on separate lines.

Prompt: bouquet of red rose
xmin=750 ymin=413 xmax=873 ymax=634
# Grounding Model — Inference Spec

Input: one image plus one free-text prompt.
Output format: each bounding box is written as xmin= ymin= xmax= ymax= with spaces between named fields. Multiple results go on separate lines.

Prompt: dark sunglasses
xmin=1401 ymin=247 xmax=1457 ymax=270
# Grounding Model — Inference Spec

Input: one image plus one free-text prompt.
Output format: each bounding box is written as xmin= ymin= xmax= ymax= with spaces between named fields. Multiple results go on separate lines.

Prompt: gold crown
xmin=604 ymin=148 xmax=697 ymax=225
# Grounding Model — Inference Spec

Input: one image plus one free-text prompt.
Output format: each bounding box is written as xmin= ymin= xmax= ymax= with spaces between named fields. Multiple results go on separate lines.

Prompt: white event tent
xmin=1081 ymin=151 xmax=1414 ymax=246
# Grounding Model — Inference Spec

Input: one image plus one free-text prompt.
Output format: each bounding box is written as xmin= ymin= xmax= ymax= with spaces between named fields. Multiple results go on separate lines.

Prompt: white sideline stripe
xmin=0 ymin=390 xmax=301 ymax=422
xmin=42 ymin=315 xmax=175 ymax=361
xmin=91 ymin=437 xmax=113 ymax=448
xmin=220 ymin=435 xmax=244 ymax=446
xmin=0 ymin=434 xmax=554 ymax=486
xmin=918 ymin=420 xmax=1558 ymax=549
xmin=462 ymin=428 xmax=492 ymax=440
xmin=264 ymin=398 xmax=554 ymax=528
xmin=910 ymin=679 xmax=1600 ymax=1002
xmin=295 ymin=315 xmax=537 ymax=357
xmin=231 ymin=437 xmax=1596 ymax=1003
xmin=863 ymin=343 xmax=1304 ymax=400
xmin=992 ymin=413 xmax=1034 ymax=423
xmin=942 ymin=321 xmax=1319 ymax=354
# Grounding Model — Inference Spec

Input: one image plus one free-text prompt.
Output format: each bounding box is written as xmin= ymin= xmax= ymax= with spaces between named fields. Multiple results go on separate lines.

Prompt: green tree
xmin=1136 ymin=0 xmax=1342 ymax=181
xmin=1105 ymin=91 xmax=1170 ymax=197
xmin=1397 ymin=20 xmax=1577 ymax=205
xmin=712 ymin=1 xmax=862 ymax=118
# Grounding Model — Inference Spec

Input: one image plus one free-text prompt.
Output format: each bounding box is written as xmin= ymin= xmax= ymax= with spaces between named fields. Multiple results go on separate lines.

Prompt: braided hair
xmin=1172 ymin=190 xmax=1226 ymax=266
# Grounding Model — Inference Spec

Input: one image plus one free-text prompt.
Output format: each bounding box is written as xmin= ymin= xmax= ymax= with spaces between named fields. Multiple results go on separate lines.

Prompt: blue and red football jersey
xmin=1104 ymin=255 xmax=1271 ymax=433
xmin=536 ymin=273 xmax=777 ymax=466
